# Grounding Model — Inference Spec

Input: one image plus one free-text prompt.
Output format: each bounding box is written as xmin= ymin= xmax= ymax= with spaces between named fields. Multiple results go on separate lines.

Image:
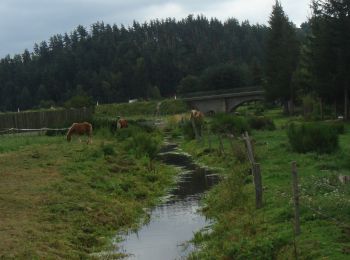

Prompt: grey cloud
xmin=0 ymin=0 xmax=309 ymax=58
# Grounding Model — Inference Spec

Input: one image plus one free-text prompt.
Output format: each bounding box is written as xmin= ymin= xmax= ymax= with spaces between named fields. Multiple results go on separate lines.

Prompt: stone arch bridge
xmin=181 ymin=86 xmax=265 ymax=114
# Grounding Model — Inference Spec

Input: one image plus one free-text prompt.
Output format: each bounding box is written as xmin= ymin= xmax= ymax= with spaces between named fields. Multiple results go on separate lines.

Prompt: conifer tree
xmin=264 ymin=0 xmax=300 ymax=114
xmin=309 ymin=0 xmax=350 ymax=119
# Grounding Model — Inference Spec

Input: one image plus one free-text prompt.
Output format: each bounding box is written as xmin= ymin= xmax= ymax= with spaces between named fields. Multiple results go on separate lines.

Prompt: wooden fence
xmin=0 ymin=107 xmax=93 ymax=131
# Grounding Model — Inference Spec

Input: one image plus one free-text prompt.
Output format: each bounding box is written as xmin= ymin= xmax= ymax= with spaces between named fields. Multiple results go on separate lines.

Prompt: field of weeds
xmin=0 ymin=127 xmax=177 ymax=258
xmin=175 ymin=108 xmax=350 ymax=259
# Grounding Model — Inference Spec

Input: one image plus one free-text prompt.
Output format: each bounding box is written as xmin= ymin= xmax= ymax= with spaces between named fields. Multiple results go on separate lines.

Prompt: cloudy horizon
xmin=0 ymin=0 xmax=311 ymax=58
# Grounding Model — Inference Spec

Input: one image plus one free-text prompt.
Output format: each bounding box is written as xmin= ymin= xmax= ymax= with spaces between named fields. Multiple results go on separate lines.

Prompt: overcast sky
xmin=0 ymin=0 xmax=311 ymax=58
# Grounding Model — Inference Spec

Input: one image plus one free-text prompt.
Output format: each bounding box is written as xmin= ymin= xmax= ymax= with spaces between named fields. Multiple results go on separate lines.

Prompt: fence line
xmin=0 ymin=127 xmax=69 ymax=134
xmin=0 ymin=107 xmax=93 ymax=131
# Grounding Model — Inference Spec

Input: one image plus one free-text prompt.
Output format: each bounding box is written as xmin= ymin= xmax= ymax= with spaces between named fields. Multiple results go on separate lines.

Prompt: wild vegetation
xmin=0 ymin=0 xmax=350 ymax=259
xmin=0 ymin=123 xmax=178 ymax=258
xmin=170 ymin=107 xmax=350 ymax=259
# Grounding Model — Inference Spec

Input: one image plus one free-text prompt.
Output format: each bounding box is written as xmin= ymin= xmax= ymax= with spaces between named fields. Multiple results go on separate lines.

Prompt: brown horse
xmin=190 ymin=109 xmax=204 ymax=121
xmin=66 ymin=122 xmax=93 ymax=144
xmin=117 ymin=118 xmax=128 ymax=129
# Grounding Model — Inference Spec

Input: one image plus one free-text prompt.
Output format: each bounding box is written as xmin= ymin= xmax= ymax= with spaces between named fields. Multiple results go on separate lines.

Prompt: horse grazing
xmin=66 ymin=122 xmax=93 ymax=144
xmin=117 ymin=118 xmax=128 ymax=129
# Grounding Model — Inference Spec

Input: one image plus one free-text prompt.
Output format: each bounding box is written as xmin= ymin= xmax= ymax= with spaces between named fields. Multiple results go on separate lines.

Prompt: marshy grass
xmin=0 ymin=128 xmax=177 ymax=258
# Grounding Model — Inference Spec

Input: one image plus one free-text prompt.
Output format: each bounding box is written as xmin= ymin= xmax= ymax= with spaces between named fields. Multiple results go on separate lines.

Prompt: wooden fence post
xmin=253 ymin=163 xmax=263 ymax=209
xmin=218 ymin=135 xmax=225 ymax=155
xmin=243 ymin=131 xmax=255 ymax=165
xmin=291 ymin=161 xmax=301 ymax=236
xmin=207 ymin=127 xmax=212 ymax=150
xmin=191 ymin=117 xmax=200 ymax=141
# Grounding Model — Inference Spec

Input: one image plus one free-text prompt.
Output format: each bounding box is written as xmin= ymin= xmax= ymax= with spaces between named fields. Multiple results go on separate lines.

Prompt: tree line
xmin=0 ymin=15 xmax=268 ymax=111
xmin=0 ymin=0 xmax=348 ymax=120
xmin=265 ymin=0 xmax=350 ymax=119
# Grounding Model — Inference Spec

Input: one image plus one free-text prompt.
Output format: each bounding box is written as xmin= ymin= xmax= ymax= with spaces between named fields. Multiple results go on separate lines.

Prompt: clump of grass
xmin=100 ymin=143 xmax=115 ymax=156
xmin=287 ymin=122 xmax=339 ymax=153
xmin=129 ymin=132 xmax=161 ymax=160
xmin=248 ymin=116 xmax=276 ymax=131
xmin=211 ymin=113 xmax=250 ymax=135
xmin=159 ymin=99 xmax=188 ymax=115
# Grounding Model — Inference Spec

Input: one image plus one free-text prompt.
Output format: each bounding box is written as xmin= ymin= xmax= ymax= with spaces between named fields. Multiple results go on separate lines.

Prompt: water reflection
xmin=117 ymin=146 xmax=218 ymax=260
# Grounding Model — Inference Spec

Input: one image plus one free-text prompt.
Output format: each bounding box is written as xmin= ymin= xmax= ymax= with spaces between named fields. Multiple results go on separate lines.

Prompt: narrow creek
xmin=116 ymin=141 xmax=219 ymax=259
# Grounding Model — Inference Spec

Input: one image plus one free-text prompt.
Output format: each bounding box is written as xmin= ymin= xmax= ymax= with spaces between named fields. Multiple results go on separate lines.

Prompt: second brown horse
xmin=66 ymin=122 xmax=93 ymax=144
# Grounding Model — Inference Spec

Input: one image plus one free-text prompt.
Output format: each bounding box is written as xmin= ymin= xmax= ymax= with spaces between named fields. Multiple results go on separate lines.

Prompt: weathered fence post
xmin=218 ymin=135 xmax=225 ymax=155
xmin=291 ymin=161 xmax=301 ymax=236
xmin=191 ymin=117 xmax=200 ymax=141
xmin=207 ymin=126 xmax=212 ymax=150
xmin=253 ymin=163 xmax=263 ymax=209
xmin=243 ymin=132 xmax=263 ymax=208
xmin=243 ymin=131 xmax=255 ymax=164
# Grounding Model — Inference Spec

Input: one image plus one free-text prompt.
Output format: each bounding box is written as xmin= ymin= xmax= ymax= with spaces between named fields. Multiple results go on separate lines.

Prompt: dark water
xmin=116 ymin=144 xmax=218 ymax=259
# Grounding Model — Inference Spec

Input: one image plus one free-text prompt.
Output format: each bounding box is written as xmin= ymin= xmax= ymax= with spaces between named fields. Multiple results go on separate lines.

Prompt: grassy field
xmin=175 ymin=109 xmax=350 ymax=259
xmin=2 ymin=100 xmax=350 ymax=259
xmin=0 ymin=128 xmax=177 ymax=258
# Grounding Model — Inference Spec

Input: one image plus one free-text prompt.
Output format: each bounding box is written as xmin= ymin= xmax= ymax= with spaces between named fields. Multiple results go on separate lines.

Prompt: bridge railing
xmin=179 ymin=86 xmax=264 ymax=99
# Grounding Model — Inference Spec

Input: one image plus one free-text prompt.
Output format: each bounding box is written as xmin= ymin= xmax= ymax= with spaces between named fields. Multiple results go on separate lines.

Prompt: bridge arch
xmin=182 ymin=86 xmax=265 ymax=114
xmin=226 ymin=96 xmax=265 ymax=113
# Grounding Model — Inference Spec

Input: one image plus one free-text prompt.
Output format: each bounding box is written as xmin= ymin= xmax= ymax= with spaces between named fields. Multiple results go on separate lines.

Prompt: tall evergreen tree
xmin=264 ymin=0 xmax=300 ymax=114
xmin=309 ymin=0 xmax=350 ymax=119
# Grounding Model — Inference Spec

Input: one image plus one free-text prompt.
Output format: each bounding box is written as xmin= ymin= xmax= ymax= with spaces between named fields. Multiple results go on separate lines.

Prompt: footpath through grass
xmin=176 ymin=109 xmax=350 ymax=259
xmin=0 ymin=129 xmax=177 ymax=258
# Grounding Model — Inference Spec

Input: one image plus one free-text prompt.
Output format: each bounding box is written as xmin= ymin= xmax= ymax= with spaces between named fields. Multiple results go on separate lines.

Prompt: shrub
xmin=159 ymin=99 xmax=188 ymax=115
xmin=321 ymin=120 xmax=345 ymax=134
xmin=211 ymin=113 xmax=250 ymax=135
xmin=182 ymin=120 xmax=196 ymax=140
xmin=248 ymin=116 xmax=275 ymax=131
xmin=100 ymin=143 xmax=116 ymax=156
xmin=129 ymin=133 xmax=161 ymax=160
xmin=287 ymin=123 xmax=339 ymax=153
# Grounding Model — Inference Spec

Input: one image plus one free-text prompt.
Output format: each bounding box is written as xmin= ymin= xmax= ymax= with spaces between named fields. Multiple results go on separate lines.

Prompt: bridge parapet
xmin=180 ymin=86 xmax=265 ymax=114
xmin=180 ymin=86 xmax=263 ymax=99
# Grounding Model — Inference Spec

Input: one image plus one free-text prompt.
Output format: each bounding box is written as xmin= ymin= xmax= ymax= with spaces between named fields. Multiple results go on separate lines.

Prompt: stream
xmin=116 ymin=142 xmax=219 ymax=259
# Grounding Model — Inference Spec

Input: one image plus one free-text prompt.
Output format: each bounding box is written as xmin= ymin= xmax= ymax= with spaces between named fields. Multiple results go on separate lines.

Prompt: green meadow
xmin=1 ymin=101 xmax=350 ymax=259
xmin=175 ymin=108 xmax=350 ymax=259
xmin=0 ymin=125 xmax=177 ymax=258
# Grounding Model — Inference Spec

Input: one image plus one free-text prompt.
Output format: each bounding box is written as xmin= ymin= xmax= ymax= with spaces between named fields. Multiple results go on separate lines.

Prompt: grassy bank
xmin=176 ymin=109 xmax=350 ymax=259
xmin=95 ymin=99 xmax=188 ymax=120
xmin=0 ymin=127 xmax=177 ymax=258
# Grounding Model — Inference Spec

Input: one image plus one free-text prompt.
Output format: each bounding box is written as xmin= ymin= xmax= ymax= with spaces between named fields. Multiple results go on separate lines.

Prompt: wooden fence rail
xmin=0 ymin=107 xmax=93 ymax=131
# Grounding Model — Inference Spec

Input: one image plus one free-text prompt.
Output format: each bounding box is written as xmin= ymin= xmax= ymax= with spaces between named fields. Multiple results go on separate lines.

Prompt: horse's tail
xmin=66 ymin=124 xmax=74 ymax=142
xmin=89 ymin=123 xmax=93 ymax=136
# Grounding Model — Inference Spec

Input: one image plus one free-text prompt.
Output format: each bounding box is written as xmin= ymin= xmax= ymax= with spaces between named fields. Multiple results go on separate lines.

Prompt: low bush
xmin=211 ymin=113 xmax=250 ymax=135
xmin=321 ymin=120 xmax=345 ymax=134
xmin=248 ymin=116 xmax=275 ymax=131
xmin=182 ymin=120 xmax=196 ymax=140
xmin=287 ymin=122 xmax=339 ymax=153
xmin=159 ymin=99 xmax=188 ymax=115
xmin=100 ymin=143 xmax=116 ymax=156
xmin=129 ymin=132 xmax=161 ymax=160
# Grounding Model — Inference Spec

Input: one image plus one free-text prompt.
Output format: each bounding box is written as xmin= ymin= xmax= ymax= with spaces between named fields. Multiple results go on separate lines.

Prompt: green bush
xmin=100 ymin=143 xmax=115 ymax=156
xmin=321 ymin=120 xmax=345 ymax=134
xmin=91 ymin=118 xmax=116 ymax=132
xmin=129 ymin=132 xmax=161 ymax=160
xmin=182 ymin=120 xmax=196 ymax=140
xmin=211 ymin=113 xmax=250 ymax=135
xmin=287 ymin=123 xmax=339 ymax=153
xmin=159 ymin=99 xmax=188 ymax=115
xmin=248 ymin=116 xmax=275 ymax=131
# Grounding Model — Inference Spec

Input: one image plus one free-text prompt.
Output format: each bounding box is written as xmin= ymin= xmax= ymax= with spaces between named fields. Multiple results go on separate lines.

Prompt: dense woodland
xmin=0 ymin=15 xmax=269 ymax=111
xmin=0 ymin=0 xmax=349 ymax=119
